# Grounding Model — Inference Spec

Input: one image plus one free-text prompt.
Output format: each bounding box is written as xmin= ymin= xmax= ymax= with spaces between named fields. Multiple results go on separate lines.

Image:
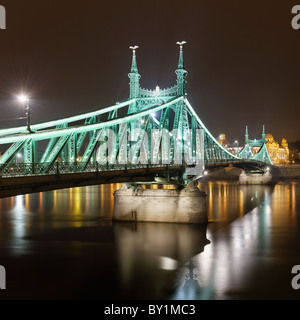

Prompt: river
xmin=0 ymin=181 xmax=299 ymax=300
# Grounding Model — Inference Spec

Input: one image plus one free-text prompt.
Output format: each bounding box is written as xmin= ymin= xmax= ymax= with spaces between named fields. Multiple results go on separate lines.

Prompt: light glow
xmin=18 ymin=95 xmax=29 ymax=103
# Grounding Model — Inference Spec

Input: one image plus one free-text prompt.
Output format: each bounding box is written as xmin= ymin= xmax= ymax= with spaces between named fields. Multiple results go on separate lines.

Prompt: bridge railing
xmin=204 ymin=159 xmax=249 ymax=165
xmin=0 ymin=159 xmax=270 ymax=178
xmin=0 ymin=161 xmax=191 ymax=178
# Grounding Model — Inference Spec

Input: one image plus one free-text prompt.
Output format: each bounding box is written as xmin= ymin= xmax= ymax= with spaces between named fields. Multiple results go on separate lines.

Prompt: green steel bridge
xmin=0 ymin=43 xmax=273 ymax=196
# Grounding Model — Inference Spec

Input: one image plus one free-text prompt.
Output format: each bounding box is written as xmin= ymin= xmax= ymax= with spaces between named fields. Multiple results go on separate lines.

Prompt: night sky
xmin=0 ymin=0 xmax=299 ymax=145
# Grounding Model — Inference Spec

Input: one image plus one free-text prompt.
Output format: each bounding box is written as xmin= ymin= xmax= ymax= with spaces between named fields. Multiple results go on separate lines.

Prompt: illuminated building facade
xmin=218 ymin=134 xmax=242 ymax=155
xmin=221 ymin=126 xmax=290 ymax=165
xmin=218 ymin=134 xmax=230 ymax=147
xmin=265 ymin=134 xmax=289 ymax=165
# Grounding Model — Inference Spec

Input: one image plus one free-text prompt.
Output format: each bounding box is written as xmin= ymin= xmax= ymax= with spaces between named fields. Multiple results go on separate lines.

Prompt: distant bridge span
xmin=205 ymin=160 xmax=272 ymax=174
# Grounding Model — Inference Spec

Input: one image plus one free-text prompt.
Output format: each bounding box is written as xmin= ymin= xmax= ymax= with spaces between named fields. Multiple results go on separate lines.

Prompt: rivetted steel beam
xmin=0 ymin=99 xmax=136 ymax=137
xmin=0 ymin=97 xmax=183 ymax=144
xmin=184 ymin=98 xmax=239 ymax=160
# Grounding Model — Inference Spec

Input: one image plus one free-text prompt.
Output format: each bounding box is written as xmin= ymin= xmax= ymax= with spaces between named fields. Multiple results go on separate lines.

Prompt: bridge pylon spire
xmin=176 ymin=41 xmax=188 ymax=96
xmin=245 ymin=125 xmax=249 ymax=144
xmin=262 ymin=125 xmax=265 ymax=141
xmin=128 ymin=45 xmax=141 ymax=99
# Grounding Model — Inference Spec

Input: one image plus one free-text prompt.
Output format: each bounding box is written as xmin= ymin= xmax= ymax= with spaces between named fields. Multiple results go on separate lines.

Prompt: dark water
xmin=0 ymin=181 xmax=300 ymax=300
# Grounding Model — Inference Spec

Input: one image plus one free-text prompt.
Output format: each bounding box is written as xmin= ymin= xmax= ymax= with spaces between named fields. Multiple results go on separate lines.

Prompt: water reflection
xmin=201 ymin=181 xmax=275 ymax=224
xmin=173 ymin=261 xmax=203 ymax=300
xmin=114 ymin=222 xmax=210 ymax=299
xmin=0 ymin=181 xmax=299 ymax=299
xmin=24 ymin=184 xmax=121 ymax=219
xmin=172 ymin=181 xmax=300 ymax=300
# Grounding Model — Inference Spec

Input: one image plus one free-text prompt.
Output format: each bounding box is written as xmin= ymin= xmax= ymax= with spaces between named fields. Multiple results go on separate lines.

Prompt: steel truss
xmin=0 ymin=44 xmax=272 ymax=186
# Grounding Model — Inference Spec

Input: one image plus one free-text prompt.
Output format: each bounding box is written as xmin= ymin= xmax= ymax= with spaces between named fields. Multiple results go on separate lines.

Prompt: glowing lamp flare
xmin=18 ymin=95 xmax=29 ymax=103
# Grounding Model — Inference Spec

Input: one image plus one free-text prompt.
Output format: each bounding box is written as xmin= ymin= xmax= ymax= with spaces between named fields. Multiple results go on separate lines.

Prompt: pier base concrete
xmin=113 ymin=182 xmax=207 ymax=224
xmin=239 ymin=170 xmax=274 ymax=185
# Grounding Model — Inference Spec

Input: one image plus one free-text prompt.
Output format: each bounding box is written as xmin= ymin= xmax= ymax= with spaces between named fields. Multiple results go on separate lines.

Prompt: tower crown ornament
xmin=129 ymin=45 xmax=139 ymax=52
xmin=176 ymin=41 xmax=186 ymax=48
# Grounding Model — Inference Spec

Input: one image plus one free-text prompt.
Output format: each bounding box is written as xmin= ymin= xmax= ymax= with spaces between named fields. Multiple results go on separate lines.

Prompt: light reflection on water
xmin=0 ymin=181 xmax=299 ymax=299
xmin=173 ymin=181 xmax=300 ymax=300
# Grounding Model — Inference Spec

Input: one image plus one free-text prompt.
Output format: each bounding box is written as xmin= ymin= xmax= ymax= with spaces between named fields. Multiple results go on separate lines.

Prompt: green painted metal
xmin=0 ymin=99 xmax=135 ymax=138
xmin=244 ymin=125 xmax=266 ymax=147
xmin=239 ymin=125 xmax=272 ymax=165
xmin=43 ymin=135 xmax=70 ymax=172
xmin=245 ymin=125 xmax=249 ymax=144
xmin=40 ymin=123 xmax=68 ymax=163
xmin=0 ymin=97 xmax=183 ymax=145
xmin=68 ymin=133 xmax=77 ymax=162
xmin=0 ymin=140 xmax=27 ymax=165
xmin=175 ymin=42 xmax=188 ymax=97
xmin=24 ymin=139 xmax=36 ymax=164
xmin=76 ymin=117 xmax=96 ymax=156
xmin=0 ymin=43 xmax=272 ymax=185
xmin=128 ymin=46 xmax=141 ymax=101
xmin=252 ymin=143 xmax=272 ymax=165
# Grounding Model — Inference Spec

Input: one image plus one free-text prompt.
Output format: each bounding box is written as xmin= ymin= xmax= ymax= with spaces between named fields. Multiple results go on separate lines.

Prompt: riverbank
xmin=201 ymin=165 xmax=300 ymax=181
xmin=278 ymin=165 xmax=300 ymax=180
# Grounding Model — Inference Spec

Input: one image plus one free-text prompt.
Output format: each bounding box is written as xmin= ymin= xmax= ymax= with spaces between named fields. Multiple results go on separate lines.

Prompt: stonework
xmin=113 ymin=183 xmax=207 ymax=224
xmin=239 ymin=170 xmax=274 ymax=185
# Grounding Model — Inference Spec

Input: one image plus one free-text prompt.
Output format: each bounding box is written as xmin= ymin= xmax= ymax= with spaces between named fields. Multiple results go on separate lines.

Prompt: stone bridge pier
xmin=113 ymin=182 xmax=207 ymax=224
xmin=239 ymin=166 xmax=280 ymax=185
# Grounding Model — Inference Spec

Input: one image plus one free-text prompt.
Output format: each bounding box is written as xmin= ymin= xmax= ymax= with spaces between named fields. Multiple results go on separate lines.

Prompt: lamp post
xmin=16 ymin=153 xmax=21 ymax=163
xmin=234 ymin=140 xmax=239 ymax=155
xmin=18 ymin=95 xmax=33 ymax=133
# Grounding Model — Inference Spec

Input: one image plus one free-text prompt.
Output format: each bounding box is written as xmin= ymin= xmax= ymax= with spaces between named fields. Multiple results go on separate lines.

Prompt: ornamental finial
xmin=129 ymin=45 xmax=139 ymax=74
xmin=176 ymin=41 xmax=186 ymax=70
xmin=176 ymin=41 xmax=186 ymax=49
xmin=129 ymin=45 xmax=139 ymax=53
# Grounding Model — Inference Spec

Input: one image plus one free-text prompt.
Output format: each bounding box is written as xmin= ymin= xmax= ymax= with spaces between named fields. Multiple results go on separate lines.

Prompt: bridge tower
xmin=128 ymin=45 xmax=141 ymax=114
xmin=245 ymin=126 xmax=249 ymax=144
xmin=113 ymin=42 xmax=208 ymax=224
xmin=128 ymin=45 xmax=140 ymax=99
xmin=176 ymin=41 xmax=188 ymax=96
xmin=262 ymin=124 xmax=265 ymax=141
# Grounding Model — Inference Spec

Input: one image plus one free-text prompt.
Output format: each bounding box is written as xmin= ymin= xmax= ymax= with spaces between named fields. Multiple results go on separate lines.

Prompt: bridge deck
xmin=0 ymin=165 xmax=189 ymax=198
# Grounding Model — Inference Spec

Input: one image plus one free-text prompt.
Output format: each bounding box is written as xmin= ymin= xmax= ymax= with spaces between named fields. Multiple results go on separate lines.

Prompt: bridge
xmin=0 ymin=43 xmax=275 ymax=222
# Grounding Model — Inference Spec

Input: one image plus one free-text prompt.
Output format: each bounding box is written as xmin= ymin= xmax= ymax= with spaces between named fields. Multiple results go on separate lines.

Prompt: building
xmin=289 ymin=141 xmax=300 ymax=164
xmin=241 ymin=126 xmax=289 ymax=165
xmin=265 ymin=133 xmax=289 ymax=165
xmin=218 ymin=127 xmax=290 ymax=165
xmin=218 ymin=134 xmax=230 ymax=148
xmin=218 ymin=134 xmax=242 ymax=155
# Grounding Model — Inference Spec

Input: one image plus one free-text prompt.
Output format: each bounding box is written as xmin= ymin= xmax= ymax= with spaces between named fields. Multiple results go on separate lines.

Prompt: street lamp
xmin=18 ymin=95 xmax=33 ymax=133
xmin=16 ymin=153 xmax=21 ymax=163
